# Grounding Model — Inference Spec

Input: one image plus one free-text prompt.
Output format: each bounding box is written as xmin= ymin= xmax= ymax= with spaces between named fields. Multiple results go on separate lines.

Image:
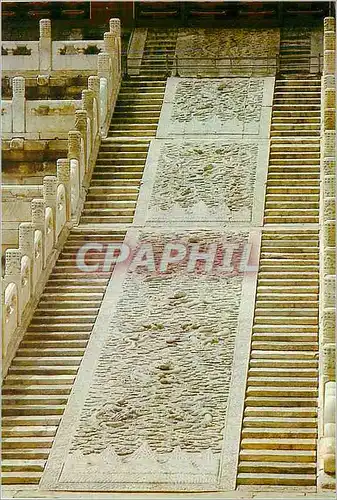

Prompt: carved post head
xmin=323 ymin=157 xmax=336 ymax=176
xmin=68 ymin=130 xmax=81 ymax=160
xmin=324 ymin=275 xmax=336 ymax=309
xmin=104 ymin=32 xmax=116 ymax=55
xmin=39 ymin=19 xmax=51 ymax=39
xmin=324 ymin=221 xmax=336 ymax=248
xmin=88 ymin=75 xmax=100 ymax=96
xmin=324 ymin=50 xmax=336 ymax=75
xmin=19 ymin=222 xmax=34 ymax=259
xmin=74 ymin=110 xmax=87 ymax=135
xmin=323 ymin=74 xmax=336 ymax=90
xmin=325 ymin=88 xmax=336 ymax=110
xmin=82 ymin=89 xmax=94 ymax=119
xmin=57 ymin=159 xmax=70 ymax=184
xmin=324 ymin=130 xmax=336 ymax=157
xmin=12 ymin=77 xmax=25 ymax=98
xmin=324 ymin=17 xmax=336 ymax=33
xmin=5 ymin=249 xmax=21 ymax=276
xmin=97 ymin=52 xmax=111 ymax=75
xmin=43 ymin=175 xmax=58 ymax=207
xmin=324 ymin=31 xmax=336 ymax=52
xmin=324 ymin=109 xmax=336 ymax=131
xmin=31 ymin=198 xmax=46 ymax=227
xmin=109 ymin=18 xmax=121 ymax=37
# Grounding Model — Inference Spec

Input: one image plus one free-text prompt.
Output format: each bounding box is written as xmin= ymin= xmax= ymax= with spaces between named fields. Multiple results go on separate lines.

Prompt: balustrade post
xmin=4 ymin=249 xmax=22 ymax=324
xmin=57 ymin=159 xmax=71 ymax=222
xmin=74 ymin=110 xmax=88 ymax=172
xmin=39 ymin=19 xmax=52 ymax=72
xmin=12 ymin=77 xmax=25 ymax=133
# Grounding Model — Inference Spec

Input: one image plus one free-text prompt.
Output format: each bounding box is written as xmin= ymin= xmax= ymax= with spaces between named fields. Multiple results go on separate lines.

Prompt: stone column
xmin=57 ymin=159 xmax=71 ymax=222
xmin=97 ymin=52 xmax=111 ymax=88
xmin=74 ymin=110 xmax=88 ymax=172
xmin=31 ymin=198 xmax=46 ymax=268
xmin=320 ymin=25 xmax=336 ymax=482
xmin=4 ymin=249 xmax=22 ymax=324
xmin=324 ymin=31 xmax=336 ymax=52
xmin=19 ymin=222 xmax=35 ymax=295
xmin=104 ymin=32 xmax=118 ymax=84
xmin=68 ymin=129 xmax=83 ymax=182
xmin=324 ymin=17 xmax=336 ymax=33
xmin=88 ymin=75 xmax=101 ymax=130
xmin=39 ymin=19 xmax=52 ymax=72
xmin=109 ymin=17 xmax=121 ymax=73
xmin=43 ymin=175 xmax=58 ymax=244
xmin=12 ymin=77 xmax=25 ymax=133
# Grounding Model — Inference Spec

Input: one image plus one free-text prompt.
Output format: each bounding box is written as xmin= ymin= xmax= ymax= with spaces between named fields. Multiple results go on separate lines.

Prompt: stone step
xmin=248 ymin=367 xmax=317 ymax=377
xmin=244 ymin=416 xmax=317 ymax=427
xmin=239 ymin=449 xmax=316 ymax=462
xmin=80 ymin=215 xmax=134 ymax=224
xmin=241 ymin=438 xmax=316 ymax=450
xmin=246 ymin=387 xmax=318 ymax=398
xmin=1 ymin=471 xmax=42 ymax=484
xmin=107 ymin=130 xmax=157 ymax=138
xmin=247 ymin=377 xmax=317 ymax=388
xmin=264 ymin=216 xmax=318 ymax=224
xmin=2 ymin=385 xmax=72 ymax=395
xmin=252 ymin=324 xmax=317 ymax=333
xmin=1 ymin=460 xmax=46 ymax=472
xmin=242 ymin=428 xmax=317 ymax=439
xmin=2 ymin=405 xmax=65 ymax=416
xmin=2 ymin=449 xmax=50 ymax=460
xmin=266 ymin=186 xmax=319 ymax=194
xmin=244 ymin=406 xmax=317 ymax=418
xmin=4 ymin=375 xmax=75 ymax=386
xmin=2 ymin=437 xmax=55 ymax=449
xmin=8 ymin=366 xmax=79 ymax=376
xmin=245 ymin=397 xmax=317 ymax=408
xmin=83 ymin=201 xmax=136 ymax=209
xmin=237 ymin=472 xmax=316 ymax=486
xmin=2 ymin=426 xmax=57 ymax=438
xmin=2 ymin=416 xmax=61 ymax=426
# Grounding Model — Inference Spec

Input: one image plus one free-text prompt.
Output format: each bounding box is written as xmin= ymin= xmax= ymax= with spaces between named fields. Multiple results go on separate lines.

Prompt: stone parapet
xmin=319 ymin=17 xmax=336 ymax=490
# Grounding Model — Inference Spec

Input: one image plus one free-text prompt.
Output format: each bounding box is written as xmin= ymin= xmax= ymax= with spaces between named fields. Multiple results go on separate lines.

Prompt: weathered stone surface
xmin=147 ymin=142 xmax=258 ymax=223
xmin=171 ymin=79 xmax=264 ymax=134
xmin=175 ymin=29 xmax=279 ymax=76
xmin=54 ymin=230 xmax=248 ymax=488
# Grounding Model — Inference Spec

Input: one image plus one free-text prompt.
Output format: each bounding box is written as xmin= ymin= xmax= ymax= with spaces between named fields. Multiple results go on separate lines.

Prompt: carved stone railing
xmin=2 ymin=18 xmax=120 ymax=75
xmin=1 ymin=17 xmax=122 ymax=377
xmin=318 ymin=16 xmax=336 ymax=491
xmin=2 ymin=51 xmax=119 ymax=139
xmin=2 ymin=173 xmax=69 ymax=374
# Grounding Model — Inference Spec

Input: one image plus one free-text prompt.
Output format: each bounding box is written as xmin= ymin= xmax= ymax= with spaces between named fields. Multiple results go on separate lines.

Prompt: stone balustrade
xmin=319 ymin=16 xmax=336 ymax=490
xmin=2 ymin=18 xmax=120 ymax=76
xmin=2 ymin=173 xmax=69 ymax=367
xmin=1 ymin=17 xmax=122 ymax=377
xmin=2 ymin=50 xmax=119 ymax=139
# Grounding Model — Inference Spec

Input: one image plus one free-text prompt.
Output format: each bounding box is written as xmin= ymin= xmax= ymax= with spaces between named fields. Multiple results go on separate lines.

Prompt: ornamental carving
xmin=148 ymin=142 xmax=258 ymax=222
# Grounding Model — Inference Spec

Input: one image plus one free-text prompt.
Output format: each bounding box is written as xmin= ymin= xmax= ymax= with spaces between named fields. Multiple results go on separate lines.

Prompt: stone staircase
xmin=237 ymin=229 xmax=319 ymax=488
xmin=1 ymin=28 xmax=177 ymax=486
xmin=139 ymin=28 xmax=178 ymax=77
xmin=237 ymin=30 xmax=320 ymax=489
xmin=2 ymin=229 xmax=125 ymax=485
xmin=267 ymin=75 xmax=321 ymax=224
xmin=279 ymin=28 xmax=311 ymax=74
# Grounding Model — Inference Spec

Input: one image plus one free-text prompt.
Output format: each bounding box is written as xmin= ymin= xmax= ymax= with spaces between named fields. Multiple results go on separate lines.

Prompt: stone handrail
xmin=1 ymin=17 xmax=122 ymax=377
xmin=1 ymin=18 xmax=120 ymax=75
xmin=319 ymin=16 xmax=336 ymax=490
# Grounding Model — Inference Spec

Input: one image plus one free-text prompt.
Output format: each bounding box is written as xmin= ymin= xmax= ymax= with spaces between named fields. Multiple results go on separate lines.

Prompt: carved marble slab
xmin=157 ymin=77 xmax=274 ymax=137
xmin=134 ymin=139 xmax=269 ymax=228
xmin=41 ymin=229 xmax=258 ymax=492
xmin=175 ymin=28 xmax=280 ymax=77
